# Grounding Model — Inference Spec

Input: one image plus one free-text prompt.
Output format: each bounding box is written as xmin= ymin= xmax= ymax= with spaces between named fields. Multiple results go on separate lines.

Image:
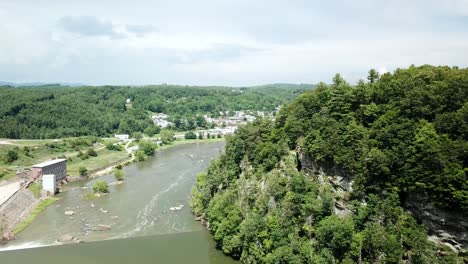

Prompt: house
xmin=115 ymin=134 xmax=129 ymax=141
xmin=31 ymin=159 xmax=67 ymax=182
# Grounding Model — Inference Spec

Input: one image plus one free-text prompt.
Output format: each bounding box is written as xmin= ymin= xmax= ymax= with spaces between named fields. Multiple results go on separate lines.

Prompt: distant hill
xmin=0 ymin=81 xmax=85 ymax=87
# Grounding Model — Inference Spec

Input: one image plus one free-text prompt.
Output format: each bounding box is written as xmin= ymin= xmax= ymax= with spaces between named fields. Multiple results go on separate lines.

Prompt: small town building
xmin=31 ymin=159 xmax=67 ymax=181
xmin=115 ymin=134 xmax=129 ymax=141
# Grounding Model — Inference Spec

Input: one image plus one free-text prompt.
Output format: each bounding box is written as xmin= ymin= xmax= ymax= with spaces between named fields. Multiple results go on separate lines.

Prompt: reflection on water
xmin=0 ymin=142 xmax=237 ymax=263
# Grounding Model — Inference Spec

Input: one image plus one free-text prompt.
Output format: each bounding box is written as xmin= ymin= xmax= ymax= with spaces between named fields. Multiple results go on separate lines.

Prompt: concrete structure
xmin=115 ymin=134 xmax=129 ymax=141
xmin=31 ymin=159 xmax=67 ymax=181
xmin=42 ymin=174 xmax=56 ymax=194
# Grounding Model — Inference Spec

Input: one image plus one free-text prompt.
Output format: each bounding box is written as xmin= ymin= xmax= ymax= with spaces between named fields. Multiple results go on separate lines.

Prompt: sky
xmin=1 ymin=0 xmax=468 ymax=86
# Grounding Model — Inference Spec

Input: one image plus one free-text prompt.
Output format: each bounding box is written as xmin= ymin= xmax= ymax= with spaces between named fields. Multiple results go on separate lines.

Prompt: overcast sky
xmin=1 ymin=0 xmax=467 ymax=86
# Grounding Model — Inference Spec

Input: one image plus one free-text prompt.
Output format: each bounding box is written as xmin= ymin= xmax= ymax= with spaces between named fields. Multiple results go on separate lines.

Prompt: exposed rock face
xmin=297 ymin=148 xmax=467 ymax=251
xmin=296 ymin=148 xmax=352 ymax=193
xmin=403 ymin=193 xmax=468 ymax=249
xmin=296 ymin=148 xmax=352 ymax=217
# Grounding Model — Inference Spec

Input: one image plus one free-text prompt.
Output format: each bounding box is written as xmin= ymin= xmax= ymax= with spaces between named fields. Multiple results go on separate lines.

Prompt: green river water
xmin=0 ymin=141 xmax=237 ymax=264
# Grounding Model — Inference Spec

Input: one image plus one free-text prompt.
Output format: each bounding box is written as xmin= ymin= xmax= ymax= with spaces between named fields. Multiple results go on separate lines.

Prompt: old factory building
xmin=31 ymin=159 xmax=67 ymax=181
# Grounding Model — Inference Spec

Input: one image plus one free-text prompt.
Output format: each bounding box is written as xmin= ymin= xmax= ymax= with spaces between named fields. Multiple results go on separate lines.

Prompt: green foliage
xmin=78 ymin=167 xmax=88 ymax=176
xmin=92 ymin=180 xmax=109 ymax=193
xmin=197 ymin=132 xmax=204 ymax=140
xmin=184 ymin=131 xmax=197 ymax=139
xmin=114 ymin=168 xmax=124 ymax=181
xmin=106 ymin=143 xmax=122 ymax=151
xmin=132 ymin=132 xmax=143 ymax=141
xmin=135 ymin=150 xmax=146 ymax=161
xmin=315 ymin=215 xmax=354 ymax=260
xmin=4 ymin=150 xmax=18 ymax=163
xmin=190 ymin=66 xmax=465 ymax=262
xmin=138 ymin=140 xmax=158 ymax=156
xmin=0 ymin=84 xmax=308 ymax=138
xmin=28 ymin=182 xmax=42 ymax=198
xmin=86 ymin=148 xmax=98 ymax=157
xmin=160 ymin=129 xmax=175 ymax=144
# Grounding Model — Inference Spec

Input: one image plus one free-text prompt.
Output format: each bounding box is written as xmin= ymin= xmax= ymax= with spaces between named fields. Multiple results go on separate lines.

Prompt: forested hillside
xmin=0 ymin=84 xmax=308 ymax=139
xmin=191 ymin=65 xmax=467 ymax=263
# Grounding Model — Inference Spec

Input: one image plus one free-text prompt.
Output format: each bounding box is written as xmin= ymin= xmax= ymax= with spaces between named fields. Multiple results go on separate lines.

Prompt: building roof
xmin=32 ymin=159 xmax=66 ymax=168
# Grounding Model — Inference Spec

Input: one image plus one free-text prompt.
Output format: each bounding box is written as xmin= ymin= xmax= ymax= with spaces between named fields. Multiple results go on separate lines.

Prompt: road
xmin=0 ymin=181 xmax=21 ymax=206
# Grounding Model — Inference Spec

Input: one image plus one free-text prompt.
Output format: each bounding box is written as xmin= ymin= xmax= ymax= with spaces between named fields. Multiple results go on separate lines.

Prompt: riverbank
xmin=13 ymin=198 xmax=59 ymax=234
xmin=9 ymin=139 xmax=225 ymax=237
xmin=0 ymin=141 xmax=231 ymax=261
xmin=1 ymin=137 xmax=226 ymax=241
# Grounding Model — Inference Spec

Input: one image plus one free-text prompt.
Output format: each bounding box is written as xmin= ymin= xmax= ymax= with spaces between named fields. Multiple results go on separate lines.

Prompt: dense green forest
xmin=191 ymin=65 xmax=467 ymax=263
xmin=0 ymin=84 xmax=309 ymax=139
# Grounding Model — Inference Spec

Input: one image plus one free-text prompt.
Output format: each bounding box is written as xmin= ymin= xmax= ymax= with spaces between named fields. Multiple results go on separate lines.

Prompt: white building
xmin=115 ymin=134 xmax=129 ymax=141
xmin=152 ymin=113 xmax=171 ymax=128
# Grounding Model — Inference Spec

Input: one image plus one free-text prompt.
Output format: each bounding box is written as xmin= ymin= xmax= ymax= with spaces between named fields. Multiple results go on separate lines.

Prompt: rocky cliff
xmin=297 ymin=148 xmax=467 ymax=252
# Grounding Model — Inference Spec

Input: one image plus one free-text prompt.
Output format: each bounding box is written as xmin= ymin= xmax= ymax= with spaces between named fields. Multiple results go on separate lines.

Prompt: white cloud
xmin=0 ymin=0 xmax=467 ymax=85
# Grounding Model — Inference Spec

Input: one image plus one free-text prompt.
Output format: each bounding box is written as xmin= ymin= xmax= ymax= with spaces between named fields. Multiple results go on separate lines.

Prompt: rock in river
xmin=57 ymin=234 xmax=74 ymax=242
xmin=96 ymin=224 xmax=112 ymax=231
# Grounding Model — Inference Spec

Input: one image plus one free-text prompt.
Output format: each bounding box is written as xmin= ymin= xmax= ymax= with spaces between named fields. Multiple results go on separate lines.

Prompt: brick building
xmin=31 ymin=159 xmax=67 ymax=181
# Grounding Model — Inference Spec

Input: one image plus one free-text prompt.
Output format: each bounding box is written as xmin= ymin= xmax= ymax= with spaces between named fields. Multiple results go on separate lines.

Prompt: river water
xmin=0 ymin=142 xmax=237 ymax=263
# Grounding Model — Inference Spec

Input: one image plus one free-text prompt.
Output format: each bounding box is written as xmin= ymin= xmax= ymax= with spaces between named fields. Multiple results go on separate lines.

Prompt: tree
xmin=138 ymin=140 xmax=157 ymax=156
xmin=143 ymin=126 xmax=161 ymax=137
xmin=79 ymin=167 xmax=88 ymax=176
xmin=316 ymin=215 xmax=355 ymax=260
xmin=195 ymin=115 xmax=207 ymax=128
xmin=132 ymin=132 xmax=143 ymax=141
xmin=367 ymin=69 xmax=380 ymax=83
xmin=198 ymin=132 xmax=204 ymax=139
xmin=5 ymin=150 xmax=18 ymax=163
xmin=92 ymin=180 xmax=109 ymax=193
xmin=135 ymin=150 xmax=146 ymax=161
xmin=160 ymin=129 xmax=175 ymax=144
xmin=185 ymin=131 xmax=197 ymax=139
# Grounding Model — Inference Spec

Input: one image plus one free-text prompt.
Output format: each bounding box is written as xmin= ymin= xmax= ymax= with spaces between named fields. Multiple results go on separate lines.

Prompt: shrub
xmin=185 ymin=131 xmax=197 ymax=139
xmin=87 ymin=148 xmax=98 ymax=157
xmin=135 ymin=150 xmax=146 ymax=161
xmin=106 ymin=143 xmax=122 ymax=151
xmin=114 ymin=168 xmax=125 ymax=181
xmin=92 ymin=180 xmax=109 ymax=193
xmin=5 ymin=150 xmax=18 ymax=163
xmin=79 ymin=167 xmax=88 ymax=176
xmin=139 ymin=140 xmax=157 ymax=156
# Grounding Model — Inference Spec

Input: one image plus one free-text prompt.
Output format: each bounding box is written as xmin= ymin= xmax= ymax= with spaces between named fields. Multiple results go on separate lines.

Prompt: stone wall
xmin=0 ymin=188 xmax=37 ymax=231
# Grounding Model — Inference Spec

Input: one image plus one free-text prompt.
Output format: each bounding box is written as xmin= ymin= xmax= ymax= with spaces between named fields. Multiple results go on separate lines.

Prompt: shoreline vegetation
xmin=13 ymin=197 xmax=59 ymax=235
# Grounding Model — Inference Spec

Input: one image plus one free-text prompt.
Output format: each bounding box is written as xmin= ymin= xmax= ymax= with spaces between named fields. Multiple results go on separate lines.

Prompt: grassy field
xmin=67 ymin=148 xmax=129 ymax=176
xmin=0 ymin=137 xmax=127 ymax=179
xmin=28 ymin=182 xmax=42 ymax=198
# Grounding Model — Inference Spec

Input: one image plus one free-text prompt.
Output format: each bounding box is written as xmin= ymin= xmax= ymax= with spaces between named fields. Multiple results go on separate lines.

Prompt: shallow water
xmin=0 ymin=142 xmax=237 ymax=263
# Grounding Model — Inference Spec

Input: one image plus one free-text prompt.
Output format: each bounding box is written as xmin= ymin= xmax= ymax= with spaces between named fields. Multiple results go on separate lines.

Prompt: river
xmin=0 ymin=141 xmax=237 ymax=263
